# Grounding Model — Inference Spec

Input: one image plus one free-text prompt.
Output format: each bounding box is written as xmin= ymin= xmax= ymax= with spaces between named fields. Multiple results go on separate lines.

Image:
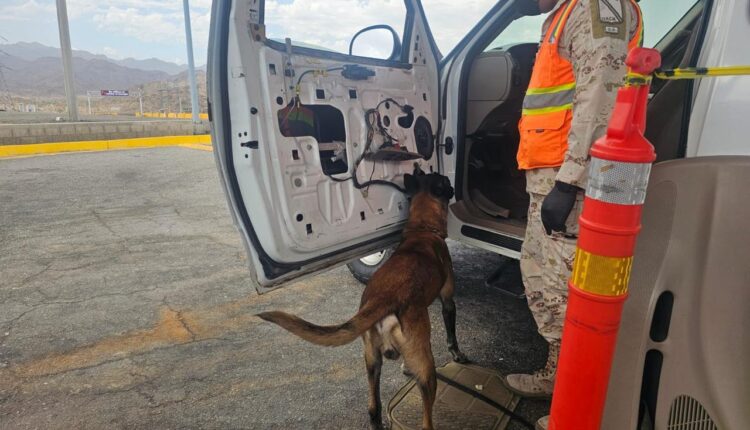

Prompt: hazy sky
xmin=0 ymin=0 xmax=697 ymax=65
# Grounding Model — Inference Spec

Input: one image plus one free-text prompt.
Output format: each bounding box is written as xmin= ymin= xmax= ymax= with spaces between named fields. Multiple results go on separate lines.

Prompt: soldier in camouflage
xmin=504 ymin=1 xmax=642 ymax=428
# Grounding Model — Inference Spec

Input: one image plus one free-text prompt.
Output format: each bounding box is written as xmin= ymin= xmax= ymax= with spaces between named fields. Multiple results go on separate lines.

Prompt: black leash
xmin=435 ymin=373 xmax=536 ymax=430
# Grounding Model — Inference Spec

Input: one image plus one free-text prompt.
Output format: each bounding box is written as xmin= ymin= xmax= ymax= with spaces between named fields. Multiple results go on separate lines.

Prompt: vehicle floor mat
xmin=471 ymin=188 xmax=511 ymax=218
xmin=387 ymin=362 xmax=520 ymax=430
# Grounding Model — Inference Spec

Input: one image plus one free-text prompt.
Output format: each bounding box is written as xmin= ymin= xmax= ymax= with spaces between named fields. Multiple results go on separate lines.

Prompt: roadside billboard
xmin=100 ymin=90 xmax=129 ymax=97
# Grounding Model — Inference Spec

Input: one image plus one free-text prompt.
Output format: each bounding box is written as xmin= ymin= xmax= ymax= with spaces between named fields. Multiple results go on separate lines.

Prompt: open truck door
xmin=207 ymin=0 xmax=442 ymax=292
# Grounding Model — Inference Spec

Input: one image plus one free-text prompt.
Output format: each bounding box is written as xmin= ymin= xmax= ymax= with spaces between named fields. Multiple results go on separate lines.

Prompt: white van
xmin=207 ymin=0 xmax=749 ymax=428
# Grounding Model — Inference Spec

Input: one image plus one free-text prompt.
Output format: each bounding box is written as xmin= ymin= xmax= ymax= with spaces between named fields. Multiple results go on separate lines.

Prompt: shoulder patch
xmin=590 ymin=0 xmax=627 ymax=40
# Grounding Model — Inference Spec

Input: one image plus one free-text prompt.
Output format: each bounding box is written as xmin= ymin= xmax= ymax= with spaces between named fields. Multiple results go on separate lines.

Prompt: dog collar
xmin=403 ymin=226 xmax=447 ymax=239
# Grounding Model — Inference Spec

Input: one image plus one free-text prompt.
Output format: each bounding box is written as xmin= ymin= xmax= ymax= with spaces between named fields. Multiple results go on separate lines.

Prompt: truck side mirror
xmin=348 ymin=24 xmax=402 ymax=61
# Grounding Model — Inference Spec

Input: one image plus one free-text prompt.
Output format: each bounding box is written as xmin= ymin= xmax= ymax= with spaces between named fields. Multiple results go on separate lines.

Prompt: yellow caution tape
xmin=625 ymin=71 xmax=652 ymax=86
xmin=654 ymin=65 xmax=750 ymax=80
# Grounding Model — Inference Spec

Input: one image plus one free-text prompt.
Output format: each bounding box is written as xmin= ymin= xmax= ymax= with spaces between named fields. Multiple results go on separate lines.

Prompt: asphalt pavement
xmin=0 ymin=146 xmax=549 ymax=429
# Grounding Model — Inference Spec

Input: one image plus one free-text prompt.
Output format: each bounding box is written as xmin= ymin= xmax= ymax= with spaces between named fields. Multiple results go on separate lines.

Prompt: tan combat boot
xmin=535 ymin=415 xmax=549 ymax=430
xmin=503 ymin=343 xmax=559 ymax=398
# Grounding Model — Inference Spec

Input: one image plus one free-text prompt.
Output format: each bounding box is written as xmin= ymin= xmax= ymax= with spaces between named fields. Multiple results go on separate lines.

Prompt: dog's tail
xmin=256 ymin=299 xmax=393 ymax=347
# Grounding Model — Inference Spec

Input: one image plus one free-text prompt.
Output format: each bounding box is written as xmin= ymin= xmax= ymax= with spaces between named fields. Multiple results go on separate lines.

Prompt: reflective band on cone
xmin=586 ymin=158 xmax=651 ymax=205
xmin=571 ymin=248 xmax=633 ymax=296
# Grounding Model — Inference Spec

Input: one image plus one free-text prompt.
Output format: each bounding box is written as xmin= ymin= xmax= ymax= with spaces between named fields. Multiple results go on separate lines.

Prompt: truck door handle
xmin=439 ymin=137 xmax=454 ymax=155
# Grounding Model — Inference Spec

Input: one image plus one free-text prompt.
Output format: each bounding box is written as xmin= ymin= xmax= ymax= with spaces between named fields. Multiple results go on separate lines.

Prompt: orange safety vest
xmin=517 ymin=0 xmax=643 ymax=171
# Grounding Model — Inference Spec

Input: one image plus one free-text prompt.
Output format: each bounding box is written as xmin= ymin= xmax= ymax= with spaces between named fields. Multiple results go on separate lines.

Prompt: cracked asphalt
xmin=0 ymin=146 xmax=548 ymax=429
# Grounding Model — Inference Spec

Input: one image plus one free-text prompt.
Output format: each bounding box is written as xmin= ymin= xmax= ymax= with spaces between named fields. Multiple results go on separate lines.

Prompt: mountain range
xmin=0 ymin=42 xmax=205 ymax=97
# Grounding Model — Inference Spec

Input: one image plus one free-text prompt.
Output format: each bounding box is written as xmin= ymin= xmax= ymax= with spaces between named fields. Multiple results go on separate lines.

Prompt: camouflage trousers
xmin=520 ymin=168 xmax=584 ymax=346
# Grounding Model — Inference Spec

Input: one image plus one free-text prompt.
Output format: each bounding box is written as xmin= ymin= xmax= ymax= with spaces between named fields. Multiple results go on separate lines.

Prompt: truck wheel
xmin=346 ymin=248 xmax=395 ymax=284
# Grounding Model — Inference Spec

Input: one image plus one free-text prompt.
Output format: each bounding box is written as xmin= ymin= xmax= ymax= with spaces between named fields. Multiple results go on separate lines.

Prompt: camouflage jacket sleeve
xmin=556 ymin=0 xmax=639 ymax=188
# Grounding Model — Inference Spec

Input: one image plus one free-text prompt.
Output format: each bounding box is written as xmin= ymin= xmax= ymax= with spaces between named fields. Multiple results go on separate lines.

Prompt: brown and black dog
xmin=257 ymin=171 xmax=467 ymax=430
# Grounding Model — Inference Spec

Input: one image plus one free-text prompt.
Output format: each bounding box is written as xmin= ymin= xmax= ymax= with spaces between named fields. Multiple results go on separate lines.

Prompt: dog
xmin=257 ymin=170 xmax=467 ymax=430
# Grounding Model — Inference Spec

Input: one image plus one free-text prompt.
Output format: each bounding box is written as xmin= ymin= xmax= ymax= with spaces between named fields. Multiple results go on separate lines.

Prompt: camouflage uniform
xmin=521 ymin=168 xmax=583 ymax=347
xmin=509 ymin=0 xmax=641 ymax=399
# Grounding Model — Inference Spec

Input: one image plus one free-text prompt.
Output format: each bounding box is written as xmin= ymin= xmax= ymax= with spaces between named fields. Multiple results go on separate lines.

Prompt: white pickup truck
xmin=207 ymin=0 xmax=749 ymax=428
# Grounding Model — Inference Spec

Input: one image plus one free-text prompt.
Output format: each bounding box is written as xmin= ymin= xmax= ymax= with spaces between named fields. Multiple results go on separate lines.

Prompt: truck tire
xmin=346 ymin=248 xmax=395 ymax=284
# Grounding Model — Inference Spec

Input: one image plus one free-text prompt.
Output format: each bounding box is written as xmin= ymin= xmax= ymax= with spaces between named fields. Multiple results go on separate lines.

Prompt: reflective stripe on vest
xmin=522 ymin=82 xmax=576 ymax=114
xmin=520 ymin=0 xmax=579 ymax=118
xmin=516 ymin=0 xmax=644 ymax=171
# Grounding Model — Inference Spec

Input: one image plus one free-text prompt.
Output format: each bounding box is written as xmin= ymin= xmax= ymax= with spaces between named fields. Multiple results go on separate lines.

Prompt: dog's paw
xmin=451 ymin=350 xmax=470 ymax=364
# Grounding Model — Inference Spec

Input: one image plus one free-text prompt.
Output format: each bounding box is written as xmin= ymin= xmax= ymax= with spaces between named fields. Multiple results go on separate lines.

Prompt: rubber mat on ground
xmin=387 ymin=362 xmax=520 ymax=430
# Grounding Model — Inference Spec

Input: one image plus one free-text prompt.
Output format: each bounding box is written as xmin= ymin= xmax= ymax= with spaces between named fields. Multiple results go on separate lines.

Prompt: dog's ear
xmin=431 ymin=176 xmax=454 ymax=201
xmin=404 ymin=174 xmax=419 ymax=196
xmin=413 ymin=163 xmax=426 ymax=176
xmin=442 ymin=177 xmax=455 ymax=200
